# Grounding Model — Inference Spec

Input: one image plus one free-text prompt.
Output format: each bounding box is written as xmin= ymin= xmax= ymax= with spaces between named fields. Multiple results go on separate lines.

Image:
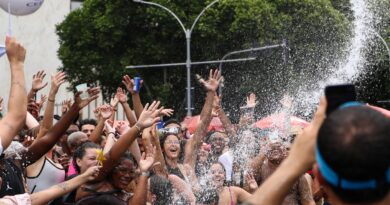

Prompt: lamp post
xmin=133 ymin=0 xmax=219 ymax=116
xmin=371 ymin=31 xmax=390 ymax=76
xmin=218 ymin=40 xmax=288 ymax=95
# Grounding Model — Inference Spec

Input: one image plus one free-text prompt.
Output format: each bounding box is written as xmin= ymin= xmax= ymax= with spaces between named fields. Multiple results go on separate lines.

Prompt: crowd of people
xmin=0 ymin=37 xmax=389 ymax=205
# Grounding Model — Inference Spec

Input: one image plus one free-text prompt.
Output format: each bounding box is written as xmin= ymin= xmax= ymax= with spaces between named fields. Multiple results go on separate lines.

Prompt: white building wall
xmin=0 ymin=1 xmax=123 ymax=120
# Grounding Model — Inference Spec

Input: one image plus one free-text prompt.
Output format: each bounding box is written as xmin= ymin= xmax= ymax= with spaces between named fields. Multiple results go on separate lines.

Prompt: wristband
xmin=48 ymin=98 xmax=55 ymax=103
xmin=135 ymin=124 xmax=142 ymax=132
xmin=141 ymin=171 xmax=150 ymax=177
xmin=108 ymin=132 xmax=115 ymax=136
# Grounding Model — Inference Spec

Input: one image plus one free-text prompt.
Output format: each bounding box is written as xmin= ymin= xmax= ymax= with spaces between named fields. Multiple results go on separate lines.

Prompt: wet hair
xmin=318 ymin=106 xmax=390 ymax=203
xmin=159 ymin=134 xmax=180 ymax=151
xmin=79 ymin=119 xmax=97 ymax=130
xmin=163 ymin=119 xmax=181 ymax=128
xmin=150 ymin=175 xmax=173 ymax=205
xmin=204 ymin=131 xmax=227 ymax=144
xmin=73 ymin=142 xmax=100 ymax=173
xmin=111 ymin=152 xmax=137 ymax=174
xmin=67 ymin=131 xmax=88 ymax=149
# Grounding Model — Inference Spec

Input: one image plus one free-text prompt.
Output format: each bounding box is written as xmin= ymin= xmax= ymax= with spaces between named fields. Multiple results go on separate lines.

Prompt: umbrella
xmin=182 ymin=115 xmax=224 ymax=134
xmin=368 ymin=105 xmax=390 ymax=118
xmin=254 ymin=113 xmax=309 ymax=130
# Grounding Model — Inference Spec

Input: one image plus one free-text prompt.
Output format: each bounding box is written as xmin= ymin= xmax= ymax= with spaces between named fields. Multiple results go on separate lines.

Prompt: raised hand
xmin=122 ymin=75 xmax=142 ymax=94
xmin=110 ymin=96 xmax=119 ymax=108
xmin=36 ymin=94 xmax=47 ymax=110
xmin=32 ymin=70 xmax=48 ymax=92
xmin=6 ymin=36 xmax=26 ymax=64
xmin=115 ymin=87 xmax=128 ymax=104
xmin=136 ymin=101 xmax=163 ymax=130
xmin=50 ymin=71 xmax=66 ymax=95
xmin=61 ymin=99 xmax=72 ymax=114
xmin=196 ymin=69 xmax=222 ymax=92
xmin=99 ymin=104 xmax=113 ymax=119
xmin=74 ymin=87 xmax=100 ymax=109
xmin=245 ymin=173 xmax=259 ymax=191
xmin=246 ymin=93 xmax=257 ymax=108
xmin=160 ymin=108 xmax=174 ymax=117
xmin=139 ymin=145 xmax=156 ymax=172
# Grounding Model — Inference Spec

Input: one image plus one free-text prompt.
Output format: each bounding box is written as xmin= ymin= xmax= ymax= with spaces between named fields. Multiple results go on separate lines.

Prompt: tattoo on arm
xmin=56 ymin=182 xmax=69 ymax=192
xmin=11 ymin=81 xmax=25 ymax=89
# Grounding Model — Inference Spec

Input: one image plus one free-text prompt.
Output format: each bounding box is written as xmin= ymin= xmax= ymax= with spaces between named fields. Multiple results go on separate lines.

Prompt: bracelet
xmin=48 ymin=98 xmax=55 ymax=103
xmin=141 ymin=171 xmax=150 ymax=177
xmin=135 ymin=124 xmax=142 ymax=132
xmin=108 ymin=132 xmax=115 ymax=136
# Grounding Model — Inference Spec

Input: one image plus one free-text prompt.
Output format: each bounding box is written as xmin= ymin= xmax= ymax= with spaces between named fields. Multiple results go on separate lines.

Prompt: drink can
xmin=157 ymin=120 xmax=164 ymax=129
xmin=133 ymin=77 xmax=141 ymax=93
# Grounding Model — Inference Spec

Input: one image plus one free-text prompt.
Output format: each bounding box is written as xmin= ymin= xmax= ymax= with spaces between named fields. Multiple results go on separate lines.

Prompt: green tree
xmin=57 ymin=0 xmax=349 ymax=120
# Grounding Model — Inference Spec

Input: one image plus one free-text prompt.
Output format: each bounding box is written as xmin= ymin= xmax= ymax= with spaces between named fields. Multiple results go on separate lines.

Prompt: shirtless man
xmin=249 ymin=142 xmax=315 ymax=205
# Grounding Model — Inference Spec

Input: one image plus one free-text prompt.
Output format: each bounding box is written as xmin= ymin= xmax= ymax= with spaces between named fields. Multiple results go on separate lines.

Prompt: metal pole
xmin=218 ymin=43 xmax=285 ymax=94
xmin=372 ymin=31 xmax=390 ymax=76
xmin=186 ymin=30 xmax=192 ymax=116
xmin=127 ymin=57 xmax=256 ymax=69
xmin=133 ymin=0 xmax=220 ymax=116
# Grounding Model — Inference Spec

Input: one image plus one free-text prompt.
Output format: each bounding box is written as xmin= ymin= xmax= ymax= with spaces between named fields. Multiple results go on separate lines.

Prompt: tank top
xmin=26 ymin=157 xmax=65 ymax=193
xmin=0 ymin=158 xmax=25 ymax=197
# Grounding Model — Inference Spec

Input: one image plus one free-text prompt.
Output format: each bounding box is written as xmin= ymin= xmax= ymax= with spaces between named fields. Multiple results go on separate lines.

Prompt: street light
xmin=218 ymin=40 xmax=287 ymax=94
xmin=371 ymin=30 xmax=390 ymax=76
xmin=133 ymin=0 xmax=220 ymax=116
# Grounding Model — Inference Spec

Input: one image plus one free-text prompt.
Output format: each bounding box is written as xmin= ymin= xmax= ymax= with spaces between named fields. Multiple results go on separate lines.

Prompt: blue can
xmin=133 ymin=77 xmax=141 ymax=93
xmin=157 ymin=120 xmax=164 ymax=129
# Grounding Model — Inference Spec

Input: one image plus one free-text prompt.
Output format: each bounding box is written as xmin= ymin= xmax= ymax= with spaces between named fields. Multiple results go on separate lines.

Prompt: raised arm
xmin=36 ymin=71 xmax=66 ymax=139
xmin=27 ymin=70 xmax=48 ymax=102
xmin=89 ymin=104 xmax=113 ymax=143
xmin=0 ymin=37 xmax=27 ymax=153
xmin=147 ymin=125 xmax=168 ymax=177
xmin=122 ymin=75 xmax=143 ymax=119
xmin=184 ymin=69 xmax=222 ymax=168
xmin=116 ymin=87 xmax=137 ymax=126
xmin=24 ymin=87 xmax=100 ymax=167
xmin=213 ymin=95 xmax=236 ymax=137
xmin=244 ymin=97 xmax=326 ymax=205
xmin=128 ymin=145 xmax=156 ymax=205
xmin=29 ymin=165 xmax=100 ymax=205
xmin=95 ymin=101 xmax=162 ymax=181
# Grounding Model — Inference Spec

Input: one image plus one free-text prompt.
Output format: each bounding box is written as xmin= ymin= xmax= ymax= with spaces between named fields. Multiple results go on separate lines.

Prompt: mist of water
xmin=295 ymin=0 xmax=375 ymax=116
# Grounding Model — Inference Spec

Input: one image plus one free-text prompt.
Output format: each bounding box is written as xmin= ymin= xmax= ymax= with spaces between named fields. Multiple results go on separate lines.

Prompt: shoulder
xmin=0 ymin=193 xmax=31 ymax=205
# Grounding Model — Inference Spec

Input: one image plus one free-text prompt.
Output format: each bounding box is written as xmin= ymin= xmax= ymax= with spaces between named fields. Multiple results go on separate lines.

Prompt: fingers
xmin=143 ymin=103 xmax=150 ymax=111
xmin=312 ymin=96 xmax=327 ymax=128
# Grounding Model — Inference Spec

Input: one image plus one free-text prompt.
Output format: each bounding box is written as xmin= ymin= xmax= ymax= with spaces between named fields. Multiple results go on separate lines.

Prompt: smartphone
xmin=325 ymin=84 xmax=357 ymax=115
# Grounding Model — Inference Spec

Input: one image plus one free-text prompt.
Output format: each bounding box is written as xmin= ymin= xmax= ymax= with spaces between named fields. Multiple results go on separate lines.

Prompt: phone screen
xmin=325 ymin=84 xmax=357 ymax=115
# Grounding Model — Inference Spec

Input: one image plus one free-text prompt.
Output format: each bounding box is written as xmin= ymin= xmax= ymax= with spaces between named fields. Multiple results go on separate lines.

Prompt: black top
xmin=0 ymin=157 xmax=25 ymax=197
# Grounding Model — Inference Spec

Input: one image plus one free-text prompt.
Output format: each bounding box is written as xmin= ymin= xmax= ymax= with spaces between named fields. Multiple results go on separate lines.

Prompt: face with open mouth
xmin=209 ymin=132 xmax=227 ymax=155
xmin=163 ymin=135 xmax=181 ymax=160
xmin=210 ymin=163 xmax=226 ymax=188
xmin=265 ymin=142 xmax=287 ymax=165
xmin=198 ymin=143 xmax=211 ymax=163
